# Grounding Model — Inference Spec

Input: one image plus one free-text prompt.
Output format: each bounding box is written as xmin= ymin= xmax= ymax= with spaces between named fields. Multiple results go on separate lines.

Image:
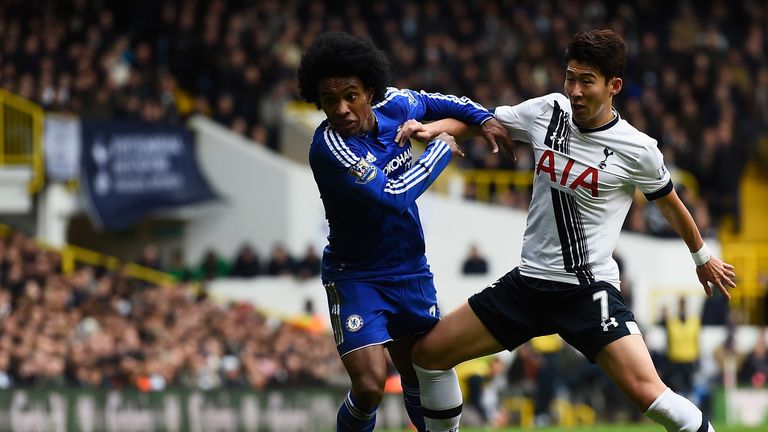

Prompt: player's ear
xmin=366 ymin=88 xmax=374 ymax=103
xmin=610 ymin=77 xmax=623 ymax=96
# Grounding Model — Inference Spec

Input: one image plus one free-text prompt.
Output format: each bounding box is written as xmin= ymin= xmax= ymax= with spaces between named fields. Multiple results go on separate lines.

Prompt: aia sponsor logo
xmin=536 ymin=149 xmax=599 ymax=197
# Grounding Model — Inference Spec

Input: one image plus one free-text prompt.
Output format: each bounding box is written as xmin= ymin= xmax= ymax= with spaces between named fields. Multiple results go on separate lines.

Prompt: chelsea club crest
xmin=345 ymin=314 xmax=364 ymax=332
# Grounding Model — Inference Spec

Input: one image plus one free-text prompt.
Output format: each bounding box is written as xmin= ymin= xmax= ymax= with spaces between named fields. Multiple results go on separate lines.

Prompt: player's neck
xmin=577 ymin=106 xmax=616 ymax=130
xmin=597 ymin=110 xmax=617 ymax=128
xmin=359 ymin=109 xmax=377 ymax=135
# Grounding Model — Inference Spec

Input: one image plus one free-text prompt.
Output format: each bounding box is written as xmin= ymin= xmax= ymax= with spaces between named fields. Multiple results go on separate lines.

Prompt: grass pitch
xmin=387 ymin=425 xmax=764 ymax=432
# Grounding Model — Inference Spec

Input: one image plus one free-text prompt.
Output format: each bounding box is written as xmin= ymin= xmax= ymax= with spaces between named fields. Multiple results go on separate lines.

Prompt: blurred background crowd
xmin=0 ymin=230 xmax=344 ymax=392
xmin=1 ymin=0 xmax=764 ymax=235
xmin=2 ymin=228 xmax=768 ymax=426
xmin=1 ymin=0 xmax=767 ymax=427
xmin=0 ymin=228 xmax=768 ymax=425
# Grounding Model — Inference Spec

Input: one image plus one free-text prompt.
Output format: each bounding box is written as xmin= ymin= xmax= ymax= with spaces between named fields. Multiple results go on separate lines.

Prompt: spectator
xmin=454 ymin=356 xmax=493 ymax=426
xmin=229 ymin=244 xmax=261 ymax=278
xmin=665 ymin=297 xmax=701 ymax=396
xmin=266 ymin=244 xmax=294 ymax=276
xmin=529 ymin=335 xmax=565 ymax=427
xmin=192 ymin=249 xmax=230 ymax=281
xmin=462 ymin=243 xmax=489 ymax=275
xmin=166 ymin=248 xmax=191 ymax=282
xmin=294 ymin=245 xmax=320 ymax=279
xmin=454 ymin=355 xmax=506 ymax=427
xmin=713 ymin=328 xmax=744 ymax=388
xmin=701 ymin=288 xmax=731 ymax=326
xmin=221 ymin=355 xmax=247 ymax=388
xmin=136 ymin=244 xmax=162 ymax=270
xmin=739 ymin=328 xmax=768 ymax=387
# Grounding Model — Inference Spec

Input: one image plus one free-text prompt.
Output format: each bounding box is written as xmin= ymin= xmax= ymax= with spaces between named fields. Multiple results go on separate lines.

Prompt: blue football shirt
xmin=309 ymin=87 xmax=493 ymax=281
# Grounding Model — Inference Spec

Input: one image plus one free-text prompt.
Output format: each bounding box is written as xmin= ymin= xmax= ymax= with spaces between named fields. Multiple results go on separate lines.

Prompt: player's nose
xmin=568 ymin=84 xmax=582 ymax=98
xmin=336 ymin=100 xmax=351 ymax=116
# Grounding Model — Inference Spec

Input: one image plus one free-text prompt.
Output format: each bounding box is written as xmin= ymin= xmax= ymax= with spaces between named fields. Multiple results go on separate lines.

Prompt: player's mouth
xmin=571 ymin=103 xmax=586 ymax=113
xmin=335 ymin=119 xmax=358 ymax=134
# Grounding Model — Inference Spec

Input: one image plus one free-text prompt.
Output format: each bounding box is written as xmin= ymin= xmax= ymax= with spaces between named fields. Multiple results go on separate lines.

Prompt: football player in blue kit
xmin=297 ymin=32 xmax=513 ymax=432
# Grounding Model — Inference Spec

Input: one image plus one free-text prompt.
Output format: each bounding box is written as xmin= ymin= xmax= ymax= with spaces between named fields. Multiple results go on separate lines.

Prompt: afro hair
xmin=297 ymin=32 xmax=390 ymax=109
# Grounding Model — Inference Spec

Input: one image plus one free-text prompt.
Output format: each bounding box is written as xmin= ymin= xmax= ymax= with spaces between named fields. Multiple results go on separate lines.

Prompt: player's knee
xmin=412 ymin=337 xmax=452 ymax=370
xmin=637 ymin=383 xmax=668 ymax=410
xmin=626 ymin=376 xmax=667 ymax=410
xmin=350 ymin=375 xmax=385 ymax=408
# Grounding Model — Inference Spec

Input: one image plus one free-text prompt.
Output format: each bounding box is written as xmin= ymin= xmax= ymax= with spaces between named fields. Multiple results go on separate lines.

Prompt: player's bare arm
xmin=396 ymin=118 xmax=472 ymax=144
xmin=396 ymin=117 xmax=514 ymax=160
xmin=653 ymin=189 xmax=736 ymax=298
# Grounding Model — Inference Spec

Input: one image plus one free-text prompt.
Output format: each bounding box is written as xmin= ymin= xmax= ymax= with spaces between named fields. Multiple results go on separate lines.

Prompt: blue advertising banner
xmin=80 ymin=121 xmax=218 ymax=230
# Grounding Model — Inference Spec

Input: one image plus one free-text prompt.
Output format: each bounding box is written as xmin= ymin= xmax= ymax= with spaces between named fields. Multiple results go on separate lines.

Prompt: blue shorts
xmin=323 ymin=274 xmax=440 ymax=357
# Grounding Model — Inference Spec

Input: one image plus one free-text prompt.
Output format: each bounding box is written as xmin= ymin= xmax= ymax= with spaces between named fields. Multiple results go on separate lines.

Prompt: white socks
xmin=645 ymin=388 xmax=714 ymax=432
xmin=413 ymin=364 xmax=462 ymax=432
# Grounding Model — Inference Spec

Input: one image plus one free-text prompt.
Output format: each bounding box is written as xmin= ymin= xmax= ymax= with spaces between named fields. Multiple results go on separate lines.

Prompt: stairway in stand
xmin=720 ymin=161 xmax=768 ymax=325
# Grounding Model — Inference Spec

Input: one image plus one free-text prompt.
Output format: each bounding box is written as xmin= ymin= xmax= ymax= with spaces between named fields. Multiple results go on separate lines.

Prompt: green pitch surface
xmin=387 ymin=425 xmax=764 ymax=432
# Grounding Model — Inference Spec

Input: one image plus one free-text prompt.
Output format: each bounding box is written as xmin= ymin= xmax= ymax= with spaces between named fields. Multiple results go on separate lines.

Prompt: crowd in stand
xmin=1 ymin=0 xmax=765 ymax=235
xmin=0 ymin=230 xmax=344 ymax=391
xmin=1 ymin=226 xmax=766 ymax=428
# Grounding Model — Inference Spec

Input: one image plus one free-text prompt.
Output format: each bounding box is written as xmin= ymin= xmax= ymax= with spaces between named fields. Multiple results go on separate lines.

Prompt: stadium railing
xmin=58 ymin=244 xmax=177 ymax=286
xmin=460 ymin=169 xmax=534 ymax=201
xmin=434 ymin=167 xmax=698 ymax=203
xmin=0 ymin=89 xmax=44 ymax=193
xmin=0 ymin=223 xmax=176 ymax=287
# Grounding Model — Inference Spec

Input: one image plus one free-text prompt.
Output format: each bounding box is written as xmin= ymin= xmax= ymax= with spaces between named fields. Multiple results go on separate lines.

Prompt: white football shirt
xmin=496 ymin=93 xmax=672 ymax=288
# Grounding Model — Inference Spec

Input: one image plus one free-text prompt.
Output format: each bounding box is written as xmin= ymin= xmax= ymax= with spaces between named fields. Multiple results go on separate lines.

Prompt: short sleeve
xmin=633 ymin=142 xmax=673 ymax=201
xmin=495 ymin=93 xmax=568 ymax=142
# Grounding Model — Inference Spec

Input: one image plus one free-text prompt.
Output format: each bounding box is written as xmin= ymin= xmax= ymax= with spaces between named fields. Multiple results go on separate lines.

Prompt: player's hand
xmin=481 ymin=118 xmax=516 ymax=161
xmin=395 ymin=119 xmax=429 ymax=147
xmin=435 ymin=132 xmax=464 ymax=158
xmin=695 ymin=255 xmax=736 ymax=299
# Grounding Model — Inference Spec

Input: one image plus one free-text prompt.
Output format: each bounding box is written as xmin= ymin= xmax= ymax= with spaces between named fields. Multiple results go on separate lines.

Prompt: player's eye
xmin=346 ymin=93 xmax=358 ymax=102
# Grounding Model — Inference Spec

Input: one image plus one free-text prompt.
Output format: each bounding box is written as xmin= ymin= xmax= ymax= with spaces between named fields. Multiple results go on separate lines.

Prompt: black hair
xmin=297 ymin=32 xmax=390 ymax=108
xmin=565 ymin=29 xmax=627 ymax=82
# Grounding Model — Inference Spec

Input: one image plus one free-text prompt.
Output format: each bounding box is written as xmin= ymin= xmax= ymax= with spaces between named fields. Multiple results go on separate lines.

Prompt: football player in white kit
xmin=411 ymin=30 xmax=736 ymax=432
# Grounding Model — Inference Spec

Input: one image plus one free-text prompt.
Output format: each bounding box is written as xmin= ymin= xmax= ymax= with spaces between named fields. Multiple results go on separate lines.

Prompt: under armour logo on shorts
xmin=601 ymin=317 xmax=618 ymax=332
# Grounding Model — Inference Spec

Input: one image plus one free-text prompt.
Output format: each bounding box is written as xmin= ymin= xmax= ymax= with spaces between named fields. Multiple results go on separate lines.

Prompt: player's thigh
xmin=412 ymin=301 xmax=504 ymax=370
xmin=324 ymin=279 xmax=395 ymax=357
xmin=386 ymin=335 xmax=419 ymax=385
xmin=387 ymin=273 xmax=441 ymax=339
xmin=595 ymin=334 xmax=667 ymax=410
xmin=459 ymin=268 xmax=549 ymax=356
xmin=341 ymin=344 xmax=389 ymax=401
xmin=555 ymin=282 xmax=641 ymax=363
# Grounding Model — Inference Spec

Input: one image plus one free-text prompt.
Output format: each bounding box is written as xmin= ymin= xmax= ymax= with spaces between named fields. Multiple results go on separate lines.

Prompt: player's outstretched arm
xmin=654 ymin=189 xmax=736 ymax=298
xmin=395 ymin=119 xmax=472 ymax=146
xmin=316 ymin=132 xmax=460 ymax=214
xmin=396 ymin=118 xmax=515 ymax=160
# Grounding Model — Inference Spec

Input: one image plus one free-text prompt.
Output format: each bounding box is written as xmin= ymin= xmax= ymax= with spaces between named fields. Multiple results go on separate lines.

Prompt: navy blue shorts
xmin=323 ymin=273 xmax=440 ymax=357
xmin=468 ymin=267 xmax=641 ymax=363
